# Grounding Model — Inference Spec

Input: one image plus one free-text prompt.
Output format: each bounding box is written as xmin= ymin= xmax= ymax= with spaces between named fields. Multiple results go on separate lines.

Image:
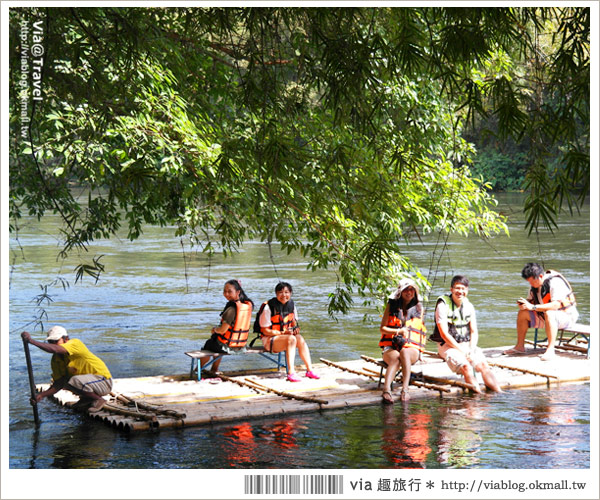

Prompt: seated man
xmin=504 ymin=262 xmax=579 ymax=361
xmin=430 ymin=275 xmax=501 ymax=393
xmin=21 ymin=326 xmax=113 ymax=412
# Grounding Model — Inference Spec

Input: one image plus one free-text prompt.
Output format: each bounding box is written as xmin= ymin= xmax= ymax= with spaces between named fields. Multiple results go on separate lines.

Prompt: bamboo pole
xmin=111 ymin=392 xmax=187 ymax=419
xmin=524 ymin=339 xmax=587 ymax=353
xmin=362 ymin=367 xmax=451 ymax=393
xmin=487 ymin=362 xmax=559 ymax=379
xmin=359 ymin=355 xmax=478 ymax=392
xmin=204 ymin=370 xmax=263 ymax=393
xmin=417 ymin=373 xmax=479 ymax=392
xmin=22 ymin=335 xmax=41 ymax=426
xmin=360 ymin=355 xmax=385 ymax=367
xmin=423 ymin=350 xmax=443 ymax=359
xmin=320 ymin=358 xmax=378 ymax=381
xmin=243 ymin=378 xmax=329 ymax=405
xmin=101 ymin=403 xmax=158 ymax=423
xmin=410 ymin=379 xmax=451 ymax=393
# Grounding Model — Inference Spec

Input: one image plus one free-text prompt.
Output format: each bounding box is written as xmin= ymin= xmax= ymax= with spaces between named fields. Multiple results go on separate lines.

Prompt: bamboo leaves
xmin=8 ymin=6 xmax=589 ymax=314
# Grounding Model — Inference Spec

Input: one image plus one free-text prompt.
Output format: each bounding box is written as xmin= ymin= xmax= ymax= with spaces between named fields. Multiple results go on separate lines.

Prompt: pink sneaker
xmin=305 ymin=370 xmax=320 ymax=379
xmin=287 ymin=372 xmax=302 ymax=382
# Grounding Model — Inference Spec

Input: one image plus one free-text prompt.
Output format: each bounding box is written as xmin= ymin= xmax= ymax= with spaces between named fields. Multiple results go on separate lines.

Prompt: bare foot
xmin=87 ymin=398 xmax=106 ymax=413
xmin=540 ymin=350 xmax=556 ymax=361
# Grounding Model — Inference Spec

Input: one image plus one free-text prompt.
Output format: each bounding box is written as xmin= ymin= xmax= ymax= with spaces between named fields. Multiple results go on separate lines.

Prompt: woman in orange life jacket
xmin=379 ymin=278 xmax=427 ymax=403
xmin=258 ymin=282 xmax=320 ymax=382
xmin=200 ymin=279 xmax=254 ymax=373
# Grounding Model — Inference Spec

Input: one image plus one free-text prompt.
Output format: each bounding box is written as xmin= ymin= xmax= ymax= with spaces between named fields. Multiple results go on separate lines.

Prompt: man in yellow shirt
xmin=22 ymin=326 xmax=113 ymax=413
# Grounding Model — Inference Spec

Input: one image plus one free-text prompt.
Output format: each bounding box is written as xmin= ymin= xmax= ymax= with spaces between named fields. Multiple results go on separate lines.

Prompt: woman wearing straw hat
xmin=379 ymin=278 xmax=427 ymax=403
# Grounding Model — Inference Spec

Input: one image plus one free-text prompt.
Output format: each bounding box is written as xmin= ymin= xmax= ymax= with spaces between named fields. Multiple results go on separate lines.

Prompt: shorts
xmin=203 ymin=334 xmax=228 ymax=353
xmin=68 ymin=374 xmax=113 ymax=396
xmin=381 ymin=345 xmax=419 ymax=355
xmin=203 ymin=334 xmax=245 ymax=354
xmin=528 ymin=310 xmax=576 ymax=330
xmin=438 ymin=342 xmax=486 ymax=374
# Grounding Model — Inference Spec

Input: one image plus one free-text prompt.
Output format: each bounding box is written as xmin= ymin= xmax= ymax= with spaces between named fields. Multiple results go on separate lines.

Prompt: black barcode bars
xmin=244 ymin=474 xmax=343 ymax=495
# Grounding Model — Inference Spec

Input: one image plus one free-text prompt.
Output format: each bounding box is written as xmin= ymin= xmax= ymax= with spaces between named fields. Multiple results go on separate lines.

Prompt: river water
xmin=6 ymin=193 xmax=592 ymax=471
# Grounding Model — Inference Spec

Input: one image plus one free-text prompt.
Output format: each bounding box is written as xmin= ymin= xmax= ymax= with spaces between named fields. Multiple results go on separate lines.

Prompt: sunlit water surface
xmin=8 ymin=193 xmax=591 ymax=469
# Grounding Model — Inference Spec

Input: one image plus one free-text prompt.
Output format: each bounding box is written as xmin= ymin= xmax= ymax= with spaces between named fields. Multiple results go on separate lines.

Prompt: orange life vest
xmin=217 ymin=300 xmax=252 ymax=349
xmin=531 ymin=270 xmax=576 ymax=313
xmin=263 ymin=298 xmax=297 ymax=333
xmin=379 ymin=299 xmax=427 ymax=351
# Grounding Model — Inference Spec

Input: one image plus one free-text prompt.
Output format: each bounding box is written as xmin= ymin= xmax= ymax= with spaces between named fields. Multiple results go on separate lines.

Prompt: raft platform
xmin=37 ymin=345 xmax=591 ymax=433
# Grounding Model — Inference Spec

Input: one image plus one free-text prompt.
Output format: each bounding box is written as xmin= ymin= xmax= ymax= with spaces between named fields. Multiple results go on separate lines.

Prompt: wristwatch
xmin=532 ymin=305 xmax=537 ymax=311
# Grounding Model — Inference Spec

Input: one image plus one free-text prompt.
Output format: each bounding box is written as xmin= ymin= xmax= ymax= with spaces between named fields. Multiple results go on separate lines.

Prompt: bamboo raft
xmin=37 ymin=345 xmax=591 ymax=433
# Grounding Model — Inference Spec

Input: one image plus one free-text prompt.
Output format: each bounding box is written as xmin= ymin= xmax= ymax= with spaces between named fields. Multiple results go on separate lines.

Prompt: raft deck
xmin=37 ymin=345 xmax=591 ymax=433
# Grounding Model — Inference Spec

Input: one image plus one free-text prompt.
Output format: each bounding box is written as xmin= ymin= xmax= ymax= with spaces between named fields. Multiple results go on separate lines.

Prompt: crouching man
xmin=429 ymin=275 xmax=502 ymax=393
xmin=21 ymin=326 xmax=113 ymax=412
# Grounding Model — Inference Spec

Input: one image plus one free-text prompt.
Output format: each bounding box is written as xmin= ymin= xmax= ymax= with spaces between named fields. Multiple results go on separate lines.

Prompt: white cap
xmin=46 ymin=325 xmax=67 ymax=342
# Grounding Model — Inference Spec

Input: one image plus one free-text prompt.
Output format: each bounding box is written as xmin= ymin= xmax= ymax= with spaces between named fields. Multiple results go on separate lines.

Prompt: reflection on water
xmin=436 ymin=398 xmax=484 ymax=468
xmin=382 ymin=405 xmax=432 ymax=468
xmin=7 ymin=194 xmax=591 ymax=468
xmin=9 ymin=384 xmax=589 ymax=469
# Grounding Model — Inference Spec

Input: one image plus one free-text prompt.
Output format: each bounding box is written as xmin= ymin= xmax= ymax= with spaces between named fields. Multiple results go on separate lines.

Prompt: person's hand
xmin=30 ymin=394 xmax=42 ymax=405
xmin=517 ymin=298 xmax=531 ymax=311
xmin=21 ymin=331 xmax=31 ymax=343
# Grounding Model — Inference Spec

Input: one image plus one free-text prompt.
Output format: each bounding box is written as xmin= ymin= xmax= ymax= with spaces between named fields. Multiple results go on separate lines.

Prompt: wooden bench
xmin=534 ymin=323 xmax=591 ymax=358
xmin=185 ymin=347 xmax=287 ymax=381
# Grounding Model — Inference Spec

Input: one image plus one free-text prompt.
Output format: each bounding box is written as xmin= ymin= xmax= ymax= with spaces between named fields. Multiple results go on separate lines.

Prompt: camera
xmin=392 ymin=334 xmax=407 ymax=351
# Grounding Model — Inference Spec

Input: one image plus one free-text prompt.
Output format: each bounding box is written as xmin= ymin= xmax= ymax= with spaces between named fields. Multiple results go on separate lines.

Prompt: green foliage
xmin=470 ymin=149 xmax=527 ymax=192
xmin=8 ymin=7 xmax=589 ymax=313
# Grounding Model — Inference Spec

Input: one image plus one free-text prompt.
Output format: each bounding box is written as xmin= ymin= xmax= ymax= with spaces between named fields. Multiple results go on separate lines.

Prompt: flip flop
xmin=503 ymin=348 xmax=527 ymax=355
xmin=382 ymin=391 xmax=394 ymax=405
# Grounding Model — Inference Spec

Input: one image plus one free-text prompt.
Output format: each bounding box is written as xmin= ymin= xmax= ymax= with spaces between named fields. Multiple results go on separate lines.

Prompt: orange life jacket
xmin=379 ymin=299 xmax=427 ymax=351
xmin=531 ymin=270 xmax=576 ymax=313
xmin=263 ymin=298 xmax=297 ymax=333
xmin=217 ymin=300 xmax=252 ymax=348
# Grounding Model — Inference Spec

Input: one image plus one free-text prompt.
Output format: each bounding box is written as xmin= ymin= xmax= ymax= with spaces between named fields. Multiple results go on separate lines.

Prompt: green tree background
xmin=8 ymin=7 xmax=590 ymax=314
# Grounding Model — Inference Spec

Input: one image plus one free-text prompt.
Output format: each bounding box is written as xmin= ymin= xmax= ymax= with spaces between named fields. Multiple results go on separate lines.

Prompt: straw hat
xmin=389 ymin=278 xmax=420 ymax=301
